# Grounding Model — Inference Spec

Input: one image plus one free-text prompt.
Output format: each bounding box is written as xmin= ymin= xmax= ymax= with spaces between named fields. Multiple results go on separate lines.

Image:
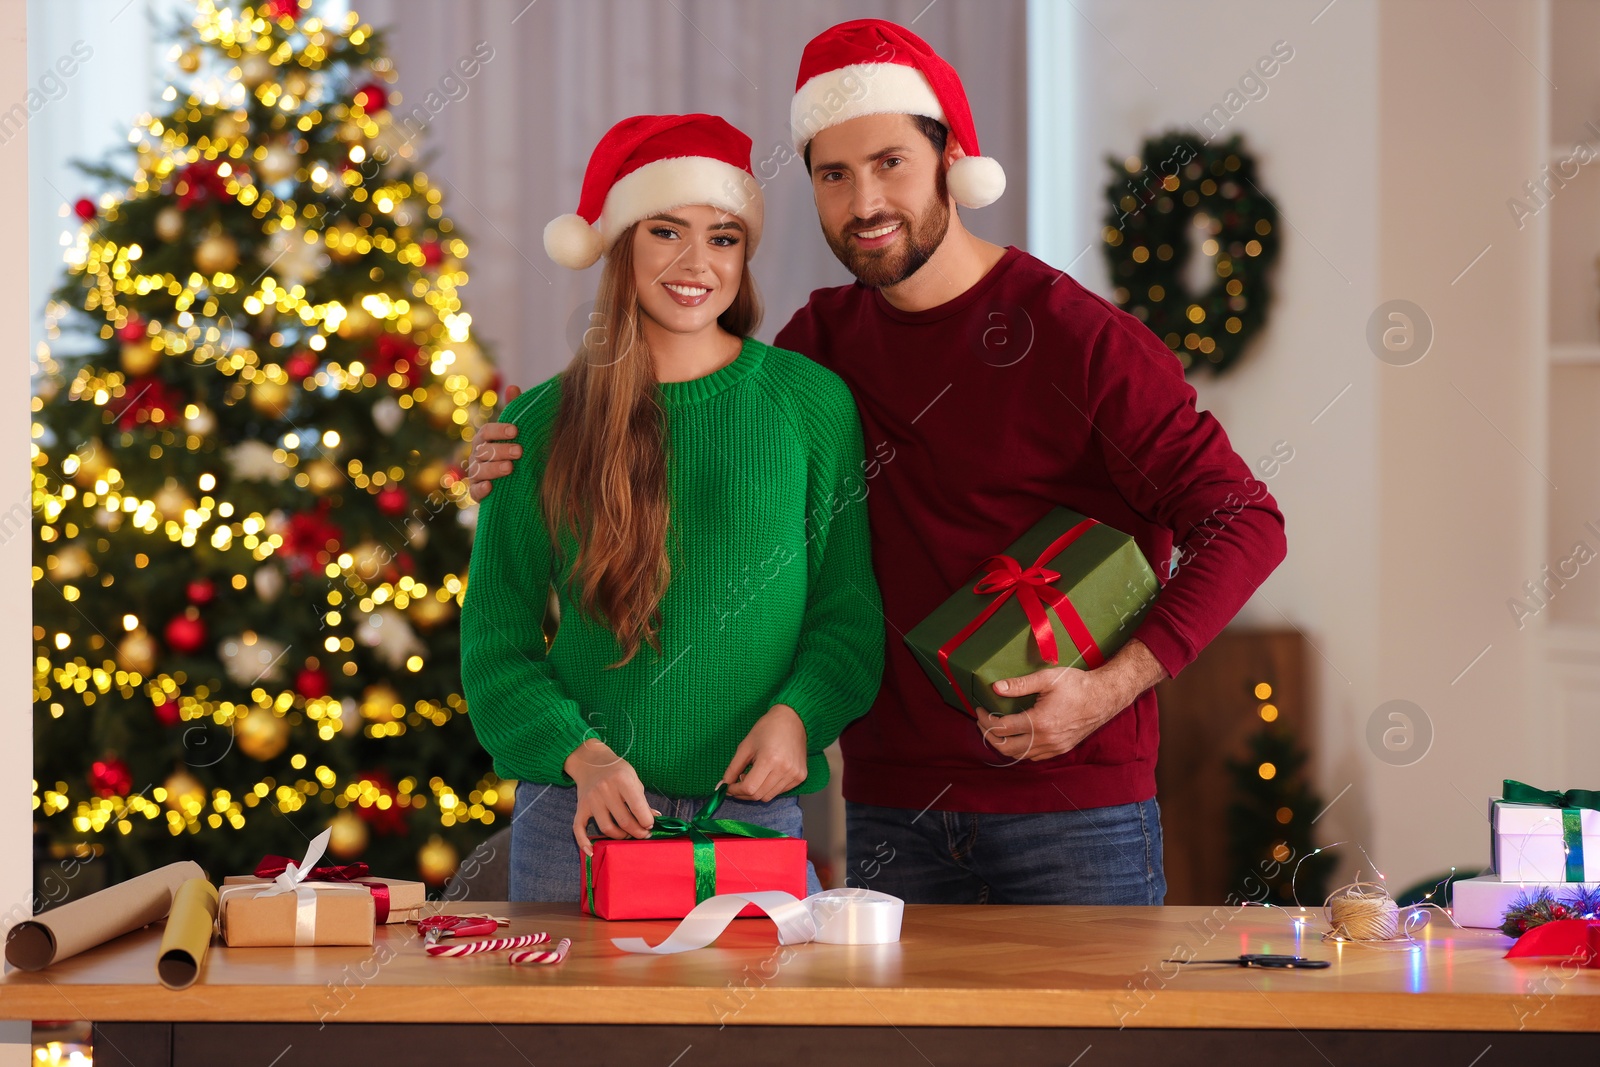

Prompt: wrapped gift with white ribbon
xmin=217 ymin=827 xmax=375 ymax=947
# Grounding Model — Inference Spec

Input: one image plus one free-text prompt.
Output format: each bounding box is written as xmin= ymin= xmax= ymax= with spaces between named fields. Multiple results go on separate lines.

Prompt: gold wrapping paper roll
xmin=4 ymin=860 xmax=207 ymax=971
xmin=155 ymin=878 xmax=218 ymax=989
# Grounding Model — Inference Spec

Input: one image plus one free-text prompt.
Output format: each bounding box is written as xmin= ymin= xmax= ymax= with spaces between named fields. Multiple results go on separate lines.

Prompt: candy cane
xmin=426 ymin=933 xmax=549 ymax=958
xmin=509 ymin=937 xmax=572 ymax=965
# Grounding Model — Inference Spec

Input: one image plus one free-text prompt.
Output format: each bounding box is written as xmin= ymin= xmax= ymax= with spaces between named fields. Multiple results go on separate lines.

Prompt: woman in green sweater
xmin=460 ymin=114 xmax=884 ymax=902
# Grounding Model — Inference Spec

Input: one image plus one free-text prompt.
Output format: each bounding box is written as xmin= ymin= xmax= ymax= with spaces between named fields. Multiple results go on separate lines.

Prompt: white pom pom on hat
xmin=790 ymin=19 xmax=1007 ymax=209
xmin=543 ymin=213 xmax=604 ymax=271
xmin=544 ymin=114 xmax=764 ymax=270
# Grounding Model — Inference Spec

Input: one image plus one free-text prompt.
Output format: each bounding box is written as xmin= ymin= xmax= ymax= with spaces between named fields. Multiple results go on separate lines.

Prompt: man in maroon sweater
xmin=469 ymin=20 xmax=1285 ymax=904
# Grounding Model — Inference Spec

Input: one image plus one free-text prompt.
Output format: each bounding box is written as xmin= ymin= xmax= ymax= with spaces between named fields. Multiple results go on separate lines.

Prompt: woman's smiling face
xmin=631 ymin=204 xmax=748 ymax=336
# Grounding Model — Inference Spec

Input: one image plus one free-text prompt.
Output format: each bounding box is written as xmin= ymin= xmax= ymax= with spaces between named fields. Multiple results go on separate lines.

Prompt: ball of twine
xmin=1324 ymin=881 xmax=1400 ymax=941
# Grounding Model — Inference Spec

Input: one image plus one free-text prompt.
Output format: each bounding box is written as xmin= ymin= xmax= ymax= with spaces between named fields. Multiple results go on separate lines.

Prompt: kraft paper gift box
xmin=578 ymin=786 xmax=808 ymax=920
xmin=222 ymin=873 xmax=424 ymax=924
xmin=216 ymin=881 xmax=374 ymax=947
xmin=1491 ymin=780 xmax=1600 ymax=883
xmin=904 ymin=507 xmax=1159 ymax=717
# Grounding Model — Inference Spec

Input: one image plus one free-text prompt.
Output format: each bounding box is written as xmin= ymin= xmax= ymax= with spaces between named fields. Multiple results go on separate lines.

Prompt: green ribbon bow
xmin=583 ymin=784 xmax=789 ymax=914
xmin=1502 ymin=779 xmax=1600 ymax=882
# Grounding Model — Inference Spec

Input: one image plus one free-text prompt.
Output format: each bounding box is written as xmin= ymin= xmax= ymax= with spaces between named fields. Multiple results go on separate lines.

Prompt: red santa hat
xmin=543 ymin=114 xmax=763 ymax=270
xmin=790 ymin=19 xmax=1006 ymax=209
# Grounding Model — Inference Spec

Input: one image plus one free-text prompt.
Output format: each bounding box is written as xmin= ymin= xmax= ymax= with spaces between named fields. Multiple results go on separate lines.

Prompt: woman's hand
xmin=722 ymin=704 xmax=808 ymax=803
xmin=564 ymin=738 xmax=656 ymax=855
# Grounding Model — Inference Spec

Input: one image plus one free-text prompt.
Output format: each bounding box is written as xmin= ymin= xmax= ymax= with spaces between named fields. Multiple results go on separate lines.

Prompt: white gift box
xmin=1490 ymin=799 xmax=1600 ymax=882
xmin=1451 ymin=873 xmax=1600 ymax=930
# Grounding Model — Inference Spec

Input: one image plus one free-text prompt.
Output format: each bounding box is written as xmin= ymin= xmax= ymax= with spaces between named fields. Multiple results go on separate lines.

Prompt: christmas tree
xmin=31 ymin=0 xmax=508 ymax=890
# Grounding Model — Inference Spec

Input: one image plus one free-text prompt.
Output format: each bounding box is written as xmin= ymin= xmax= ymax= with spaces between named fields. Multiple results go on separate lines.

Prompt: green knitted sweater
xmin=460 ymin=337 xmax=885 ymax=798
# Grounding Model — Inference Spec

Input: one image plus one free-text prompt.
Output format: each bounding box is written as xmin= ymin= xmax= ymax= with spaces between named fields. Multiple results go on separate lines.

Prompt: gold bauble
xmin=213 ymin=112 xmax=248 ymax=140
xmin=336 ymin=305 xmax=378 ymax=339
xmin=235 ymin=711 xmax=290 ymax=761
xmin=326 ymin=811 xmax=369 ymax=860
xmin=194 ymin=232 xmax=240 ymax=274
xmin=413 ymin=458 xmax=450 ymax=494
xmin=184 ymin=404 xmax=217 ymax=436
xmin=446 ymin=339 xmax=494 ymax=390
xmin=282 ymin=70 xmax=311 ymax=99
xmin=153 ymin=478 xmax=194 ymax=517
xmin=72 ymin=439 xmax=112 ymax=485
xmin=258 ymin=143 xmax=298 ymax=184
xmin=409 ymin=595 xmax=453 ymax=630
xmin=423 ymin=388 xmax=456 ymax=427
xmin=163 ymin=768 xmax=206 ymax=812
xmin=154 ymin=205 xmax=185 ymax=243
xmin=238 ymin=53 xmax=275 ymax=88
xmin=119 ymin=337 xmax=160 ymax=375
xmin=359 ymin=682 xmax=402 ymax=721
xmin=51 ymin=543 xmax=91 ymax=580
xmin=249 ymin=378 xmax=293 ymax=418
xmin=492 ymin=779 xmax=517 ymax=815
xmin=407 ymin=303 xmax=436 ymax=329
xmin=336 ymin=118 xmax=366 ymax=144
xmin=117 ymin=628 xmax=158 ymax=674
xmin=349 ymin=540 xmax=390 ymax=580
xmin=417 ymin=834 xmax=459 ymax=886
xmin=305 ymin=458 xmax=341 ymax=493
xmin=176 ymin=48 xmax=200 ymax=73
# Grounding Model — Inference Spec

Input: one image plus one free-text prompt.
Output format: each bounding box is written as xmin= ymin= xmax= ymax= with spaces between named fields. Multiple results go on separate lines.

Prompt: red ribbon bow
xmin=251 ymin=855 xmax=391 ymax=923
xmin=936 ymin=518 xmax=1106 ymax=718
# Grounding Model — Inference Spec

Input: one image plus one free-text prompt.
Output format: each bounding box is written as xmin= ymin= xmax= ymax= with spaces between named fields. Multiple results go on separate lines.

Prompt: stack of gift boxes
xmin=1451 ymin=781 xmax=1600 ymax=930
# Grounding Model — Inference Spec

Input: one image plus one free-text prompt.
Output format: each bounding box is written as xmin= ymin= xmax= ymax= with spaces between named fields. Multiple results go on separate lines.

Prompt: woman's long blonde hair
xmin=541 ymin=221 xmax=762 ymax=666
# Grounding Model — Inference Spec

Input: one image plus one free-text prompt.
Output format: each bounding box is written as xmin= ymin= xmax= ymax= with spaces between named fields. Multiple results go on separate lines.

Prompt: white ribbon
xmin=218 ymin=827 xmax=366 ymax=946
xmin=611 ymin=888 xmax=904 ymax=955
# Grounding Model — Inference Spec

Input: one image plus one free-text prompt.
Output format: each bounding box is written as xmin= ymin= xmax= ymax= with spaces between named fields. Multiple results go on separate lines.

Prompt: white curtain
xmin=360 ymin=0 xmax=1029 ymax=387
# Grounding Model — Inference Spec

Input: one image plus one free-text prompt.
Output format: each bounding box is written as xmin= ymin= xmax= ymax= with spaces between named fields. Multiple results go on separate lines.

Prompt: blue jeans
xmin=509 ymin=782 xmax=824 ymax=903
xmin=843 ymin=797 xmax=1166 ymax=904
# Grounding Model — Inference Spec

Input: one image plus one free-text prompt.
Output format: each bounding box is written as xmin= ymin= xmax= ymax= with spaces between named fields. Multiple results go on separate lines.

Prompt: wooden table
xmin=3 ymin=902 xmax=1598 ymax=1065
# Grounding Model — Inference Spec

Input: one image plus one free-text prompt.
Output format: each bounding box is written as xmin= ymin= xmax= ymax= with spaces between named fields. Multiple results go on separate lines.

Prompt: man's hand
xmin=564 ymin=737 xmax=656 ymax=855
xmin=466 ymin=383 xmax=523 ymax=502
xmin=978 ymin=638 xmax=1168 ymax=763
xmin=722 ymin=704 xmax=808 ymax=803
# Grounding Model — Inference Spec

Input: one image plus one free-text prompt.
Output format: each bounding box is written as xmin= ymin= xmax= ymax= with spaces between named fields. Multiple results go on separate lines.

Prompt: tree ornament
xmin=154 ymin=478 xmax=194 ymax=517
xmin=304 ymin=458 xmax=341 ymax=493
xmin=212 ymin=111 xmax=248 ymax=140
xmin=295 ymin=665 xmax=329 ymax=699
xmin=183 ymin=403 xmax=216 ymax=436
xmin=236 ymin=711 xmax=290 ymax=761
xmin=194 ymin=231 xmax=240 ymax=274
xmin=117 ymin=627 xmax=158 ymax=674
xmin=176 ymin=48 xmax=201 ymax=73
xmin=163 ymin=608 xmax=207 ymax=655
xmin=226 ymin=439 xmax=289 ymax=482
xmin=51 ymin=543 xmax=91 ymax=580
xmin=88 ymin=757 xmax=132 ymax=798
xmin=409 ymin=594 xmax=453 ymax=630
xmin=73 ymin=198 xmax=98 ymax=221
xmin=118 ymin=337 xmax=161 ymax=376
xmin=352 ymin=82 xmax=389 ymax=113
xmin=326 ymin=810 xmax=369 ymax=859
xmin=152 ymin=694 xmax=182 ymax=727
xmin=218 ymin=632 xmax=288 ymax=685
xmin=163 ymin=768 xmax=206 ymax=812
xmin=186 ymin=577 xmax=216 ymax=604
xmin=417 ymin=834 xmax=459 ymax=886
xmin=239 ymin=53 xmax=275 ymax=88
xmin=249 ymin=376 xmax=293 ymax=418
xmin=371 ymin=396 xmax=404 ymax=435
xmin=375 ymin=485 xmax=408 ymax=517
xmin=357 ymin=606 xmax=425 ymax=669
xmin=71 ymin=439 xmax=111 ymax=485
xmin=285 ymin=349 xmax=319 ymax=380
xmin=258 ymin=142 xmax=298 ymax=183
xmin=281 ymin=70 xmax=311 ymax=100
xmin=154 ymin=205 xmax=185 ymax=242
xmin=253 ymin=564 xmax=285 ymax=603
xmin=359 ymin=682 xmax=403 ymax=722
xmin=1102 ymin=131 xmax=1279 ymax=376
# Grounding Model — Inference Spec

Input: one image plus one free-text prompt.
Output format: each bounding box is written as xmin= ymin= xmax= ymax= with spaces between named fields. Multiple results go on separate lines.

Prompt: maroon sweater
xmin=774 ymin=246 xmax=1287 ymax=814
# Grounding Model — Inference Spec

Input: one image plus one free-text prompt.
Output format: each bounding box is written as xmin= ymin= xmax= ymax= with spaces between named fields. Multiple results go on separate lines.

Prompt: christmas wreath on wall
xmin=1101 ymin=131 xmax=1280 ymax=376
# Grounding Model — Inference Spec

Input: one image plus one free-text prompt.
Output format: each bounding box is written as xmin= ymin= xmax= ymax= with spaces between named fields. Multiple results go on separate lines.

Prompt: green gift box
xmin=904 ymin=508 xmax=1160 ymax=717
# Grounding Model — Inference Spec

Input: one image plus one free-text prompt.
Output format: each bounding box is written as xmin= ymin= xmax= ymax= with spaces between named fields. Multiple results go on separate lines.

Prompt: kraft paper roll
xmin=156 ymin=878 xmax=218 ymax=989
xmin=4 ymin=860 xmax=206 ymax=972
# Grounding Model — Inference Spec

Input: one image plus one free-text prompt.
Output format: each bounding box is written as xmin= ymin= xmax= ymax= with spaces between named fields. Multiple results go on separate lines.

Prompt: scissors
xmin=414 ymin=913 xmax=508 ymax=946
xmin=1165 ymin=953 xmax=1330 ymax=969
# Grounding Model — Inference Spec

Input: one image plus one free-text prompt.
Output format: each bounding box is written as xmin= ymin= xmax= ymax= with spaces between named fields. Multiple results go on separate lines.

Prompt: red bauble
xmin=353 ymin=769 xmax=409 ymax=835
xmin=118 ymin=315 xmax=146 ymax=343
xmin=353 ymin=82 xmax=388 ymax=113
xmin=283 ymin=500 xmax=344 ymax=575
xmin=164 ymin=611 xmax=208 ymax=655
xmin=174 ymin=159 xmax=231 ymax=209
xmin=89 ymin=757 xmax=132 ymax=798
xmin=74 ymin=198 xmax=97 ymax=221
xmin=375 ymin=485 xmax=408 ymax=517
xmin=368 ymin=333 xmax=424 ymax=389
xmin=109 ymin=375 xmax=180 ymax=430
xmin=261 ymin=0 xmax=300 ymax=19
xmin=186 ymin=577 xmax=216 ymax=605
xmin=418 ymin=240 xmax=444 ymax=267
xmin=285 ymin=350 xmax=320 ymax=380
xmin=152 ymin=696 xmax=182 ymax=727
xmin=295 ymin=667 xmax=329 ymax=699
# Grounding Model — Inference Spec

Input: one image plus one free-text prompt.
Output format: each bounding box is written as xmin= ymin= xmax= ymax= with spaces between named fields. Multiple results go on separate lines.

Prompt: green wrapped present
xmin=904 ymin=508 xmax=1160 ymax=717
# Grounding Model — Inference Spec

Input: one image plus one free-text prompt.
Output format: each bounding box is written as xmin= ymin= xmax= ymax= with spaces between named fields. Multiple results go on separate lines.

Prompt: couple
xmin=461 ymin=19 xmax=1287 ymax=906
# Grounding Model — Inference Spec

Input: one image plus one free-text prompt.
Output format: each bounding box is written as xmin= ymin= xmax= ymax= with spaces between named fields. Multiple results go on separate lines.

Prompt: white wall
xmin=1031 ymin=0 xmax=1581 ymax=892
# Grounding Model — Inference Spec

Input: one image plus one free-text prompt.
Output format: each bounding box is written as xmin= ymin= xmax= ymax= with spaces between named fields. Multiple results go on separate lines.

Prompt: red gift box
xmin=578 ymin=785 xmax=808 ymax=920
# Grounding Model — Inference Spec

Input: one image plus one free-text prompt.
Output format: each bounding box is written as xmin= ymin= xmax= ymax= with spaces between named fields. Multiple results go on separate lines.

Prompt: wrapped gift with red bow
xmin=904 ymin=508 xmax=1160 ymax=717
xmin=222 ymin=837 xmax=425 ymax=925
xmin=581 ymin=785 xmax=808 ymax=920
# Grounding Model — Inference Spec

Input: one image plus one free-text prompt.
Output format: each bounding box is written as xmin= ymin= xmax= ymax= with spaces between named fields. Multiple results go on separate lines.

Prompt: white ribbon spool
xmin=611 ymin=887 xmax=904 ymax=955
